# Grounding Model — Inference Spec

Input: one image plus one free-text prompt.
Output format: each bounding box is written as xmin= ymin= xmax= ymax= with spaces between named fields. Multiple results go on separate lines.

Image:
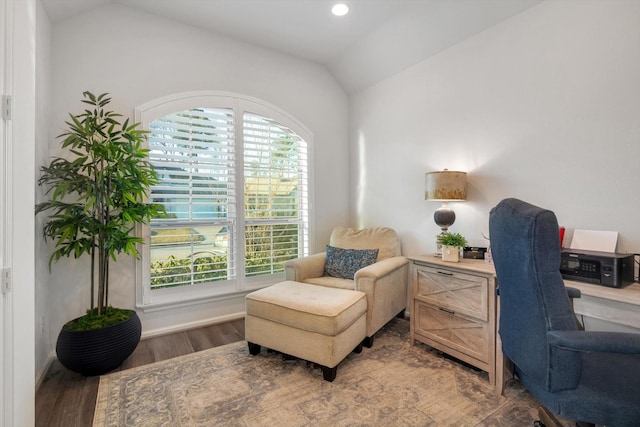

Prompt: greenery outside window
xmin=135 ymin=93 xmax=311 ymax=308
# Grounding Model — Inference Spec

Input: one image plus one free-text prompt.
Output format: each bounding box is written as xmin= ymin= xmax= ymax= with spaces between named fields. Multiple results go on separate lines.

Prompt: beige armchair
xmin=284 ymin=226 xmax=409 ymax=347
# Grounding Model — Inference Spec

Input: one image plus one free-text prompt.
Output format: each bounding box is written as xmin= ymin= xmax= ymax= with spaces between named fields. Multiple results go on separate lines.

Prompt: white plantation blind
xmin=243 ymin=113 xmax=309 ymax=277
xmin=243 ymin=113 xmax=308 ymax=219
xmin=136 ymin=93 xmax=312 ymax=304
xmin=148 ymin=108 xmax=236 ymax=288
xmin=149 ymin=108 xmax=236 ymax=222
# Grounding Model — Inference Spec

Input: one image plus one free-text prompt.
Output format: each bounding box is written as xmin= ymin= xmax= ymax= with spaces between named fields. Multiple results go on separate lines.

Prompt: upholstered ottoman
xmin=245 ymin=280 xmax=367 ymax=382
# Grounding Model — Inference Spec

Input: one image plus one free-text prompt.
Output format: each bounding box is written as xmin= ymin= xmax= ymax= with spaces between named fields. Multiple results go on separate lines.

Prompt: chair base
xmin=364 ymin=309 xmax=406 ymax=348
xmin=248 ymin=341 xmax=260 ymax=355
xmin=537 ymin=406 xmax=562 ymax=427
xmin=363 ymin=336 xmax=374 ymax=348
xmin=535 ymin=407 xmax=595 ymax=427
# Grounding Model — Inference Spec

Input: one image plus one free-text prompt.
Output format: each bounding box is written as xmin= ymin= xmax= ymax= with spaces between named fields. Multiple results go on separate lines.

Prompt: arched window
xmin=135 ymin=92 xmax=311 ymax=307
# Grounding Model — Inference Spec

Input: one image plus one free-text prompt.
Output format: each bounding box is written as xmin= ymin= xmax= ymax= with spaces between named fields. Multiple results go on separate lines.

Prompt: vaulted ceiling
xmin=41 ymin=0 xmax=542 ymax=93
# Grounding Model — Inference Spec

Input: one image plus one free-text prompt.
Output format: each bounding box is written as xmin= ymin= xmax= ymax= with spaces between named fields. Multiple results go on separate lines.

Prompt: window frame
xmin=135 ymin=91 xmax=313 ymax=310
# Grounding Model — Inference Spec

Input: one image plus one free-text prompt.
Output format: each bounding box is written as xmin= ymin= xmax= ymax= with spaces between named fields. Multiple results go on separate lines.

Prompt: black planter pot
xmin=56 ymin=310 xmax=141 ymax=376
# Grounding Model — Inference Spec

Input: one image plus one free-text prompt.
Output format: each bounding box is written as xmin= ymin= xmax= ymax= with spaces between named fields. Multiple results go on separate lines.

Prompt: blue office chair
xmin=489 ymin=198 xmax=640 ymax=427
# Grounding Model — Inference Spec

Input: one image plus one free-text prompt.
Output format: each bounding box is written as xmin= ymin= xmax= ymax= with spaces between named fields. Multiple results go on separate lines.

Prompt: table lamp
xmin=425 ymin=169 xmax=467 ymax=254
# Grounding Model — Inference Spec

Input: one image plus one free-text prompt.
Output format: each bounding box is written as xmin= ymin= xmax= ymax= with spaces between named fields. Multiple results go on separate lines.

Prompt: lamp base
xmin=433 ymin=203 xmax=455 ymax=256
xmin=434 ymin=242 xmax=442 ymax=257
xmin=434 ymin=205 xmax=455 ymax=230
xmin=434 ymin=232 xmax=447 ymax=256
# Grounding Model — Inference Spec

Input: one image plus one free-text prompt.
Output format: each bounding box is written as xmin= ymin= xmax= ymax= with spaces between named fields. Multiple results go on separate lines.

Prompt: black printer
xmin=560 ymin=249 xmax=635 ymax=288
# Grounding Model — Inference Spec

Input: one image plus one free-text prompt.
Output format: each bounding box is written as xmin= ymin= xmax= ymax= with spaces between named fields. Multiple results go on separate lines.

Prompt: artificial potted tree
xmin=438 ymin=232 xmax=468 ymax=262
xmin=36 ymin=91 xmax=163 ymax=376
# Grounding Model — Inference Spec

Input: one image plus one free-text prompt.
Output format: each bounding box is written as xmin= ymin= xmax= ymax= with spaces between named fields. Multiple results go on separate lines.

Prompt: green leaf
xmin=37 ymin=90 xmax=158 ymax=313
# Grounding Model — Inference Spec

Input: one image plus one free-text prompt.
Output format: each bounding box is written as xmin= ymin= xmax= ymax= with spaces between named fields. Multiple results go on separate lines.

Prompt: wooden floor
xmin=35 ymin=318 xmax=245 ymax=427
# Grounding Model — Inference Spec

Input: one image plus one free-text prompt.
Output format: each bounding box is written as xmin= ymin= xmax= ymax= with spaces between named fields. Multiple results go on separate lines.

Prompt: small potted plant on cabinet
xmin=438 ymin=232 xmax=468 ymax=262
xmin=36 ymin=91 xmax=163 ymax=375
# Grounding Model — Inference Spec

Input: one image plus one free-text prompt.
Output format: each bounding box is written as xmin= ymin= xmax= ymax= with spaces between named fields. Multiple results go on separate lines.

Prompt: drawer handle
xmin=439 ymin=307 xmax=455 ymax=315
xmin=436 ymin=271 xmax=454 ymax=276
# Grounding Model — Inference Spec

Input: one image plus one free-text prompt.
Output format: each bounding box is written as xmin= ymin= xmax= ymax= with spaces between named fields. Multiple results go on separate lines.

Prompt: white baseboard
xmin=35 ymin=350 xmax=56 ymax=392
xmin=141 ymin=311 xmax=245 ymax=340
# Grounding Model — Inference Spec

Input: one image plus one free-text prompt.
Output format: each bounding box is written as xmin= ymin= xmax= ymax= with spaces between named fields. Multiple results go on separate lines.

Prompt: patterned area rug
xmin=93 ymin=318 xmax=559 ymax=427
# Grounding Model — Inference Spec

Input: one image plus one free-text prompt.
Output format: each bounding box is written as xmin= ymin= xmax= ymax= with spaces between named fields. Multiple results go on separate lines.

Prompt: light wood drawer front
xmin=415 ymin=266 xmax=489 ymax=321
xmin=414 ymin=301 xmax=489 ymax=363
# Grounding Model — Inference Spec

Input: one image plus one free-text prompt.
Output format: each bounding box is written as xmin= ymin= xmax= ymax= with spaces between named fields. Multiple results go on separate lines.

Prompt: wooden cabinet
xmin=408 ymin=256 xmax=499 ymax=392
xmin=408 ymin=255 xmax=640 ymax=396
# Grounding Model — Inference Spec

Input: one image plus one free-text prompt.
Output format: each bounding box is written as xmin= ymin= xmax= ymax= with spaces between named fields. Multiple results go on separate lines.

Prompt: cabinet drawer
xmin=414 ymin=265 xmax=489 ymax=321
xmin=414 ymin=300 xmax=490 ymax=363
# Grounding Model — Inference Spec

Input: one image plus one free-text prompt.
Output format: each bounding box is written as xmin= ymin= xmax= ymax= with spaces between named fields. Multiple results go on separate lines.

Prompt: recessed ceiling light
xmin=331 ymin=3 xmax=349 ymax=17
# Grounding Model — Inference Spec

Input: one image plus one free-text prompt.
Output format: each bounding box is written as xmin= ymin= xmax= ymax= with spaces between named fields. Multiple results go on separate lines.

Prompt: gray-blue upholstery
xmin=489 ymin=198 xmax=640 ymax=426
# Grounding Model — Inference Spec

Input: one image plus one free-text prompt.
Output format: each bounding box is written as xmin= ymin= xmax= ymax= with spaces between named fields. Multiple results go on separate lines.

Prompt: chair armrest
xmin=355 ymin=256 xmax=410 ymax=336
xmin=355 ymin=256 xmax=409 ymax=280
xmin=566 ymin=286 xmax=581 ymax=299
xmin=548 ymin=330 xmax=640 ymax=354
xmin=284 ymin=252 xmax=326 ymax=282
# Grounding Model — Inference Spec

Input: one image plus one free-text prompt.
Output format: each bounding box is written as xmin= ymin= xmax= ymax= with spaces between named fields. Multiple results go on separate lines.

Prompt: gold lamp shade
xmin=425 ymin=170 xmax=467 ymax=201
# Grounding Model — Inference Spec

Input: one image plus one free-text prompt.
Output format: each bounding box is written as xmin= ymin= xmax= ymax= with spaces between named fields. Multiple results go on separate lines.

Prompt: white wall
xmin=350 ymin=0 xmax=640 ymax=256
xmin=34 ymin=0 xmax=52 ymax=386
xmin=2 ymin=0 xmax=36 ymax=424
xmin=39 ymin=2 xmax=349 ymax=372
